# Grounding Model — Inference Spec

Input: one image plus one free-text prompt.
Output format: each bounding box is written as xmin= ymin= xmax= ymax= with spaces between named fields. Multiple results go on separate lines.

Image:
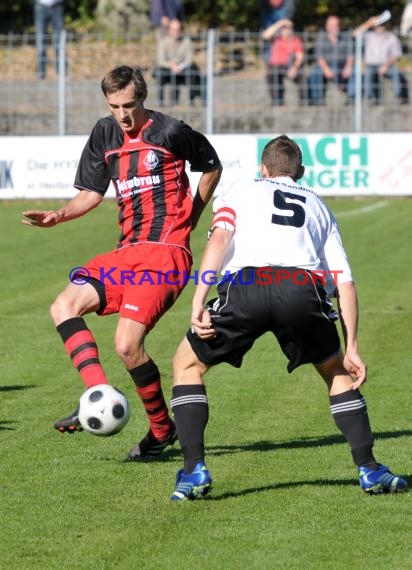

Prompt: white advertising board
xmin=1 ymin=133 xmax=412 ymax=198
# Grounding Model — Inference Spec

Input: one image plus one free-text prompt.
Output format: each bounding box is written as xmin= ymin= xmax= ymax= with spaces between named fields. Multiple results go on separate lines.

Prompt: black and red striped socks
xmin=56 ymin=317 xmax=109 ymax=388
xmin=128 ymin=359 xmax=172 ymax=440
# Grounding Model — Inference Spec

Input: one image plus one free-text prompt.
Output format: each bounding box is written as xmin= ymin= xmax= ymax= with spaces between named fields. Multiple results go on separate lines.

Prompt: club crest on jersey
xmin=144 ymin=150 xmax=159 ymax=171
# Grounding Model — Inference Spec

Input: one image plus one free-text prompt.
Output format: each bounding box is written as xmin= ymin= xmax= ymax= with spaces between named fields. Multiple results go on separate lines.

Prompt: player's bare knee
xmin=315 ymin=352 xmax=346 ymax=384
xmin=172 ymin=353 xmax=185 ymax=380
xmin=173 ymin=362 xmax=200 ymax=385
xmin=172 ymin=341 xmax=206 ymax=384
xmin=172 ymin=340 xmax=190 ymax=373
xmin=50 ymin=288 xmax=91 ymax=325
xmin=114 ymin=339 xmax=133 ymax=361
xmin=114 ymin=337 xmax=143 ymax=366
xmin=49 ymin=294 xmax=70 ymax=325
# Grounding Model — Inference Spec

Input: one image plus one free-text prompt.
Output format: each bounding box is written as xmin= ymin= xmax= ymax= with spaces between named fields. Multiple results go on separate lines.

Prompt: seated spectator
xmin=262 ymin=19 xmax=305 ymax=105
xmin=154 ymin=18 xmax=205 ymax=106
xmin=308 ymin=15 xmax=355 ymax=105
xmin=354 ymin=15 xmax=409 ymax=105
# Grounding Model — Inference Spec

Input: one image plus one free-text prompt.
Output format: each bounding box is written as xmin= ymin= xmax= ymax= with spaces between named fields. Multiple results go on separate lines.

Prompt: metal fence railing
xmin=1 ymin=28 xmax=412 ymax=135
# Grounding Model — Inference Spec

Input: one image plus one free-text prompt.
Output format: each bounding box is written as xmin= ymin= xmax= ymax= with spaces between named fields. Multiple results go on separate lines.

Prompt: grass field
xmin=1 ymin=197 xmax=411 ymax=569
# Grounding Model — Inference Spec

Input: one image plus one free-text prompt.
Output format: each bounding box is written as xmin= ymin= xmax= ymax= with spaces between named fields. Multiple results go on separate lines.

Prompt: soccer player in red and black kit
xmin=22 ymin=65 xmax=222 ymax=459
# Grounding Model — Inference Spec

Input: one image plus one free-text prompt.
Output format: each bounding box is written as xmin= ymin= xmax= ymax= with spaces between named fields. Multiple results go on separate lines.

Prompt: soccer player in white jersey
xmin=168 ymin=134 xmax=407 ymax=501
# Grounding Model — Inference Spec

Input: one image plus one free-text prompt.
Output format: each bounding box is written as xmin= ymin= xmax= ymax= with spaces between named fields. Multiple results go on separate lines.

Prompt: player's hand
xmin=343 ymin=350 xmax=367 ymax=390
xmin=22 ymin=210 xmax=61 ymax=228
xmin=191 ymin=306 xmax=216 ymax=339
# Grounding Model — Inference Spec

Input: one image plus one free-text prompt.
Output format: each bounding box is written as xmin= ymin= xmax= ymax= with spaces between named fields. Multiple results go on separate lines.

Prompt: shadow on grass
xmin=212 ymin=478 xmax=360 ymax=500
xmin=0 ymin=385 xmax=36 ymax=431
xmin=120 ymin=429 xmax=412 ymax=464
xmin=210 ymin=476 xmax=411 ymax=500
xmin=0 ymin=384 xmax=37 ymax=392
xmin=121 ymin=448 xmax=181 ymax=464
xmin=205 ymin=429 xmax=412 ymax=457
xmin=0 ymin=420 xmax=16 ymax=431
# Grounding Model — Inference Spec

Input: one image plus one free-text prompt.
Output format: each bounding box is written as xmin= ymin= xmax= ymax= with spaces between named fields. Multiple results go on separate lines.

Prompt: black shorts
xmin=186 ymin=266 xmax=341 ymax=372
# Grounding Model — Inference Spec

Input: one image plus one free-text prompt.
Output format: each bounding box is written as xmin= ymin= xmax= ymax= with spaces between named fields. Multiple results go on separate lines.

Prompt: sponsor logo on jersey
xmin=144 ymin=150 xmax=159 ymax=171
xmin=115 ymin=174 xmax=161 ymax=197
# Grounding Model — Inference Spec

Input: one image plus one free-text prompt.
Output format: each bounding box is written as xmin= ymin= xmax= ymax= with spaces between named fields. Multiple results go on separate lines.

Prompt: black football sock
xmin=171 ymin=384 xmax=208 ymax=474
xmin=330 ymin=389 xmax=379 ymax=469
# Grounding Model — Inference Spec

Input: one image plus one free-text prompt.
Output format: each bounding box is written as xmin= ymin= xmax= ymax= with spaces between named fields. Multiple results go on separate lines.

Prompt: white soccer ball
xmin=78 ymin=384 xmax=130 ymax=436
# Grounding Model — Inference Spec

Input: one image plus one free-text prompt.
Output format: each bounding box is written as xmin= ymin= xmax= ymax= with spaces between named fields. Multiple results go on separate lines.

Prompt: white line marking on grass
xmin=337 ymin=200 xmax=388 ymax=218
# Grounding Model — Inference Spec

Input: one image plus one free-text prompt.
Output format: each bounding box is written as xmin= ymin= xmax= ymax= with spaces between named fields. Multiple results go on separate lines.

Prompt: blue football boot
xmin=170 ymin=462 xmax=212 ymax=501
xmin=358 ymin=464 xmax=407 ymax=494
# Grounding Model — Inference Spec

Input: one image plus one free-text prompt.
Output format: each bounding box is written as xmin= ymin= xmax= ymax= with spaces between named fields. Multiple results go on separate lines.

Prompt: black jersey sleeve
xmin=73 ymin=119 xmax=113 ymax=195
xmin=179 ymin=127 xmax=221 ymax=173
xmin=144 ymin=111 xmax=221 ymax=173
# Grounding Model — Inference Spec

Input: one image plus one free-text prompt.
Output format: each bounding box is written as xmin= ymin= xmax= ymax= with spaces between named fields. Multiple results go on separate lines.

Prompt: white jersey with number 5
xmin=211 ymin=176 xmax=353 ymax=292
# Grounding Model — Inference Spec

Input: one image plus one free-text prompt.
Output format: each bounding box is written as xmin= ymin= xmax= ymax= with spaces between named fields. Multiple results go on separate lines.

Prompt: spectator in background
xmin=154 ymin=18 xmax=205 ymax=106
xmin=308 ymin=15 xmax=355 ymax=105
xmin=260 ymin=0 xmax=298 ymax=63
xmin=150 ymin=0 xmax=184 ymax=38
xmin=34 ymin=0 xmax=65 ymax=79
xmin=400 ymin=0 xmax=412 ymax=37
xmin=354 ymin=15 xmax=408 ymax=105
xmin=262 ymin=18 xmax=305 ymax=106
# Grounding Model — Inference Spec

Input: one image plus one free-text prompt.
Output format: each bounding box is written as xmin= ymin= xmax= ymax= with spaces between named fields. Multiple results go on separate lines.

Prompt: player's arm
xmin=191 ymin=165 xmax=223 ymax=230
xmin=321 ymin=213 xmax=367 ymax=387
xmin=22 ymin=189 xmax=103 ymax=228
xmin=336 ymin=280 xmax=367 ymax=389
xmin=191 ymin=226 xmax=232 ymax=339
xmin=168 ymin=124 xmax=222 ymax=229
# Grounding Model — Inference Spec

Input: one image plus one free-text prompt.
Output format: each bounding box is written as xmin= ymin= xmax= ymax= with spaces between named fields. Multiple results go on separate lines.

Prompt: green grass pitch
xmin=0 ymin=197 xmax=411 ymax=569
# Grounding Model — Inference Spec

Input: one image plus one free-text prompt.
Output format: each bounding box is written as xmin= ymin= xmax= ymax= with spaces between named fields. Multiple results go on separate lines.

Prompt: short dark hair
xmin=261 ymin=134 xmax=304 ymax=180
xmin=101 ymin=65 xmax=148 ymax=102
